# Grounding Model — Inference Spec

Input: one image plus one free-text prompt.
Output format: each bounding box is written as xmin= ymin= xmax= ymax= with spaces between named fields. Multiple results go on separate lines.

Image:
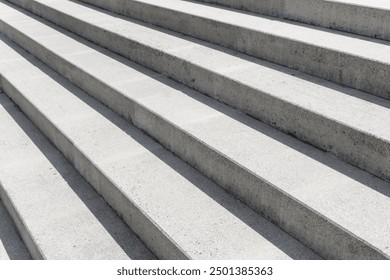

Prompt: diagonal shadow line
xmin=0 ymin=93 xmax=156 ymax=260
xmin=35 ymin=61 xmax=323 ymax=260
xmin=69 ymin=0 xmax=390 ymax=109
xmin=183 ymin=0 xmax=390 ymax=45
xmin=6 ymin=0 xmax=390 ymax=112
xmin=0 ymin=199 xmax=31 ymax=260
xmin=4 ymin=0 xmax=390 ymax=111
xmin=2 ymin=3 xmax=390 ymax=199
xmin=0 ymin=41 xmax=321 ymax=259
xmin=184 ymin=0 xmax=390 ymax=42
xmin=3 ymin=1 xmax=390 ymax=200
xmin=2 ymin=3 xmax=390 ymax=257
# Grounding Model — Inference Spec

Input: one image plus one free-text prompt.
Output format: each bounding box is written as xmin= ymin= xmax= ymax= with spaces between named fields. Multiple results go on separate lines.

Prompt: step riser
xmin=0 ymin=76 xmax=188 ymax=260
xmin=0 ymin=77 xmax=40 ymax=260
xmin=0 ymin=75 xmax=156 ymax=260
xmin=76 ymin=0 xmax=390 ymax=101
xmin=1 ymin=17 xmax=387 ymax=260
xmin=3 ymin=69 xmax=385 ymax=260
xmin=3 ymin=2 xmax=390 ymax=185
xmin=0 ymin=178 xmax=42 ymax=259
xmin=196 ymin=0 xmax=283 ymax=17
xmin=195 ymin=0 xmax=390 ymax=41
xmin=1 ymin=37 xmax=327 ymax=260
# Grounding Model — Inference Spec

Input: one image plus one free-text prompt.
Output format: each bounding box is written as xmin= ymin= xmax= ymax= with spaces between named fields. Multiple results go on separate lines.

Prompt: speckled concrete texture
xmin=70 ymin=0 xmax=390 ymax=100
xmin=0 ymin=200 xmax=31 ymax=260
xmin=0 ymin=35 xmax=320 ymax=260
xmin=0 ymin=0 xmax=389 ymax=260
xmin=195 ymin=0 xmax=390 ymax=40
xmin=2 ymin=0 xmax=389 ymax=184
xmin=0 ymin=91 xmax=155 ymax=260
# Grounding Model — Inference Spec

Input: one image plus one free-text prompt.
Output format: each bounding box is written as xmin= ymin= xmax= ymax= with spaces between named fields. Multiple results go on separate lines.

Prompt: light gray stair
xmin=0 ymin=34 xmax=319 ymax=260
xmin=0 ymin=1 xmax=389 ymax=260
xmin=1 ymin=1 xmax=390 ymax=185
xmin=64 ymin=0 xmax=390 ymax=102
xmin=0 ymin=199 xmax=31 ymax=260
xmin=0 ymin=79 xmax=155 ymax=260
xmin=195 ymin=0 xmax=390 ymax=41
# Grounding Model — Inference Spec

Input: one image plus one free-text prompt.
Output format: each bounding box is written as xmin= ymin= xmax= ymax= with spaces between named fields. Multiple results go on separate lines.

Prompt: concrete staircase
xmin=0 ymin=0 xmax=389 ymax=259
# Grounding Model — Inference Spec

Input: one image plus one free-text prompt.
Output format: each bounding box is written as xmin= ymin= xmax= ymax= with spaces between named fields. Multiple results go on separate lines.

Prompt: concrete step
xmin=0 ymin=34 xmax=318 ymax=260
xmin=0 ymin=2 xmax=389 ymax=260
xmin=56 ymin=0 xmax=390 ymax=101
xmin=0 ymin=198 xmax=31 ymax=260
xmin=194 ymin=0 xmax=390 ymax=41
xmin=1 ymin=1 xmax=390 ymax=185
xmin=0 ymin=76 xmax=155 ymax=260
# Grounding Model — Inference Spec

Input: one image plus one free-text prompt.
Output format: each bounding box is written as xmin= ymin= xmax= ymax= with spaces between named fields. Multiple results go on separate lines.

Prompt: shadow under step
xmin=0 ymin=88 xmax=154 ymax=260
xmin=0 ymin=199 xmax=31 ymax=260
xmin=65 ymin=0 xmax=390 ymax=100
xmin=194 ymin=0 xmax=390 ymax=41
xmin=0 ymin=1 xmax=389 ymax=260
xmin=2 ymin=0 xmax=390 ymax=184
xmin=0 ymin=35 xmax=319 ymax=260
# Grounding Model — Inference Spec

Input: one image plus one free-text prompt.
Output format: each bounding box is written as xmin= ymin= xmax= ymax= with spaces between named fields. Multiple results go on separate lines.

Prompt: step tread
xmin=1 ymin=2 xmax=389 ymax=257
xmin=196 ymin=0 xmax=390 ymax=13
xmin=131 ymin=0 xmax=390 ymax=18
xmin=193 ymin=0 xmax=390 ymax=38
xmin=332 ymin=0 xmax=390 ymax=10
xmin=0 ymin=87 xmax=155 ymax=260
xmin=0 ymin=36 xmax=318 ymax=260
xmin=62 ymin=0 xmax=390 ymax=101
xmin=2 ymin=1 xmax=389 ymax=143
xmin=72 ymin=0 xmax=390 ymax=64
xmin=0 ymin=200 xmax=31 ymax=260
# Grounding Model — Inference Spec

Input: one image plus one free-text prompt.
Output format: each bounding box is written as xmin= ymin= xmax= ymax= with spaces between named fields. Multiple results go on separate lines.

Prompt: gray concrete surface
xmin=1 ymin=0 xmax=390 ymax=260
xmin=195 ymin=0 xmax=390 ymax=41
xmin=1 ymin=2 xmax=389 ymax=260
xmin=0 ymin=35 xmax=320 ymax=260
xmin=0 ymin=200 xmax=31 ymax=260
xmin=68 ymin=0 xmax=390 ymax=101
xmin=0 ymin=78 xmax=155 ymax=259
xmin=1 ymin=1 xmax=390 ymax=186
